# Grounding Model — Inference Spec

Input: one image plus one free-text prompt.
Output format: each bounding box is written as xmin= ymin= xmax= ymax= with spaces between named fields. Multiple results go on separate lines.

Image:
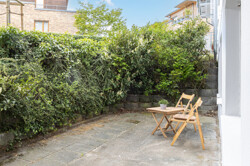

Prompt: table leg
xmin=165 ymin=116 xmax=176 ymax=134
xmin=164 ymin=115 xmax=176 ymax=134
xmin=151 ymin=113 xmax=167 ymax=138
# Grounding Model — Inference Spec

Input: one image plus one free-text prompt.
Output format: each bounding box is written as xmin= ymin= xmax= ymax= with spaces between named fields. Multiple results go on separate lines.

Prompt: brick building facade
xmin=0 ymin=0 xmax=78 ymax=34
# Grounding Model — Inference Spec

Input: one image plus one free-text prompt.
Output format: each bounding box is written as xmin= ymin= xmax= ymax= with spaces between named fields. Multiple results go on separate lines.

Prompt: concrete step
xmin=208 ymin=68 xmax=218 ymax=75
xmin=206 ymin=75 xmax=218 ymax=82
xmin=209 ymin=63 xmax=217 ymax=68
xmin=206 ymin=81 xmax=218 ymax=89
xmin=204 ymin=62 xmax=217 ymax=68
xmin=183 ymin=89 xmax=218 ymax=97
xmin=184 ymin=89 xmax=197 ymax=95
xmin=203 ymin=61 xmax=216 ymax=66
xmin=201 ymin=97 xmax=217 ymax=106
xmin=199 ymin=89 xmax=217 ymax=97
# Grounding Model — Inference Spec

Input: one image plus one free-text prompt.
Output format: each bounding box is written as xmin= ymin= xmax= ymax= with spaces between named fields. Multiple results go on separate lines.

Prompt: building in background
xmin=166 ymin=0 xmax=198 ymax=26
xmin=0 ymin=0 xmax=77 ymax=34
xmin=165 ymin=0 xmax=214 ymax=53
xmin=35 ymin=0 xmax=69 ymax=10
xmin=197 ymin=0 xmax=215 ymax=54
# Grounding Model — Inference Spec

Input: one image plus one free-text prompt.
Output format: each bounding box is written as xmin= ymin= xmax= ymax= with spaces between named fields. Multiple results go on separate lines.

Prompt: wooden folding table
xmin=147 ymin=107 xmax=184 ymax=138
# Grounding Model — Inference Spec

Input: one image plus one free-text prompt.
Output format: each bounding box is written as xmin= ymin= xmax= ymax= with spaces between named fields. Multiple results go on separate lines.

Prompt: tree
xmin=74 ymin=2 xmax=126 ymax=36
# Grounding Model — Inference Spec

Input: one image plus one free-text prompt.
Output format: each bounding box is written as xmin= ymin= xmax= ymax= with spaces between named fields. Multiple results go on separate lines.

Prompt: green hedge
xmin=0 ymin=18 xmax=210 ymax=142
xmin=0 ymin=28 xmax=109 ymax=139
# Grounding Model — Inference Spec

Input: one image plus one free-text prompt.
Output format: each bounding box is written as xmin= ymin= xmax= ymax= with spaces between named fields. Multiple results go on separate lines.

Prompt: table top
xmin=146 ymin=107 xmax=184 ymax=114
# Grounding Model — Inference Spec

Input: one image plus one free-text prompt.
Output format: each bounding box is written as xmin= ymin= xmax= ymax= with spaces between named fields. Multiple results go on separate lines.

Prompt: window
xmin=200 ymin=0 xmax=210 ymax=2
xmin=35 ymin=21 xmax=49 ymax=32
xmin=36 ymin=0 xmax=44 ymax=9
xmin=200 ymin=3 xmax=210 ymax=17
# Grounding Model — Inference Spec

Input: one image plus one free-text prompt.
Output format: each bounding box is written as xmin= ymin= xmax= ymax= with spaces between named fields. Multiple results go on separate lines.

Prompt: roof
xmin=166 ymin=0 xmax=197 ymax=17
xmin=176 ymin=0 xmax=197 ymax=8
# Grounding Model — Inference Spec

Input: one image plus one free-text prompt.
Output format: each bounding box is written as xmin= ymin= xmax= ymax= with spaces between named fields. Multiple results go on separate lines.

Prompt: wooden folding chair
xmin=170 ymin=98 xmax=205 ymax=150
xmin=173 ymin=93 xmax=195 ymax=131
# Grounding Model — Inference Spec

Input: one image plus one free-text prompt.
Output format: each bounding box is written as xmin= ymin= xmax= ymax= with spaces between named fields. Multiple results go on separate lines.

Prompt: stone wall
xmin=107 ymin=94 xmax=169 ymax=112
xmin=108 ymin=89 xmax=218 ymax=113
xmin=0 ymin=3 xmax=77 ymax=34
xmin=0 ymin=132 xmax=14 ymax=146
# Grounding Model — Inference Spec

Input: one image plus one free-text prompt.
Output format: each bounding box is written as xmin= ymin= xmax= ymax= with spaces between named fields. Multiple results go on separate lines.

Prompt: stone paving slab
xmin=2 ymin=112 xmax=221 ymax=166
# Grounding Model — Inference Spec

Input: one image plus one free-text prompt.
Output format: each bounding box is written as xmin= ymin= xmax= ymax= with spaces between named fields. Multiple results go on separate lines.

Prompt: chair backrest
xmin=194 ymin=97 xmax=203 ymax=108
xmin=175 ymin=93 xmax=195 ymax=111
xmin=188 ymin=97 xmax=203 ymax=117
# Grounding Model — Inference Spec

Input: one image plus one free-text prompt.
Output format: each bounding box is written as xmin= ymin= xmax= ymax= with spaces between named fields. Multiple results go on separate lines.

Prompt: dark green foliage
xmin=147 ymin=19 xmax=210 ymax=100
xmin=0 ymin=18 xmax=210 ymax=144
xmin=0 ymin=27 xmax=107 ymax=139
xmin=106 ymin=18 xmax=210 ymax=99
xmin=107 ymin=26 xmax=156 ymax=95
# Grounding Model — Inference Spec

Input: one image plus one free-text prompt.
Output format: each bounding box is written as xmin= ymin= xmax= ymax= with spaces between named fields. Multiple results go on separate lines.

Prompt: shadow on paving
xmin=2 ymin=112 xmax=221 ymax=166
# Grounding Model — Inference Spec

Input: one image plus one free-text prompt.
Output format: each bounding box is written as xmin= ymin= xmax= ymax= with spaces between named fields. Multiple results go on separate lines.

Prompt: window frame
xmin=35 ymin=0 xmax=45 ymax=9
xmin=34 ymin=20 xmax=49 ymax=32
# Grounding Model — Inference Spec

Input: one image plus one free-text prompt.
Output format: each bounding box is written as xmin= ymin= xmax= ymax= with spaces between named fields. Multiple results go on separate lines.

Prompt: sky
xmin=68 ymin=0 xmax=183 ymax=28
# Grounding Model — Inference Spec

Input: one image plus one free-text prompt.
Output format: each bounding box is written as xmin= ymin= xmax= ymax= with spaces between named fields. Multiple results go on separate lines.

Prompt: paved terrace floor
xmin=3 ymin=112 xmax=221 ymax=166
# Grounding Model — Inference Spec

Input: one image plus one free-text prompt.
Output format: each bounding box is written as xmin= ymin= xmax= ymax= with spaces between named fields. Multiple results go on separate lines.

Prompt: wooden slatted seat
xmin=173 ymin=114 xmax=196 ymax=121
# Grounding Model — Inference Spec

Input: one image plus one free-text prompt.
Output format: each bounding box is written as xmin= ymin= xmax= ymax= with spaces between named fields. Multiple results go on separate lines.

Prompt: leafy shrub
xmin=0 ymin=27 xmax=106 ymax=140
xmin=107 ymin=26 xmax=156 ymax=95
xmin=106 ymin=18 xmax=210 ymax=100
xmin=149 ymin=19 xmax=210 ymax=100
xmin=0 ymin=18 xmax=210 ymax=144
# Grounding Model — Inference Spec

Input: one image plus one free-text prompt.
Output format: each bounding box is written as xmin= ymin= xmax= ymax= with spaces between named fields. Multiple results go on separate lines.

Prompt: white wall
xmin=217 ymin=0 xmax=243 ymax=165
xmin=221 ymin=115 xmax=241 ymax=166
xmin=218 ymin=0 xmax=250 ymax=165
xmin=241 ymin=0 xmax=250 ymax=165
xmin=225 ymin=7 xmax=241 ymax=116
xmin=217 ymin=0 xmax=241 ymax=117
xmin=218 ymin=0 xmax=226 ymax=116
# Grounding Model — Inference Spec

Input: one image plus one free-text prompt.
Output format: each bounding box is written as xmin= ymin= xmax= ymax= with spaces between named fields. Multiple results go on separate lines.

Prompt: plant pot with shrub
xmin=158 ymin=99 xmax=169 ymax=110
